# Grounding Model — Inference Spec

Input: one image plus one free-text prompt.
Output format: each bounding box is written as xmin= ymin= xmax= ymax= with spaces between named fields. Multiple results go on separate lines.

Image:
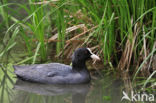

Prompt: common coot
xmin=14 ymin=48 xmax=100 ymax=84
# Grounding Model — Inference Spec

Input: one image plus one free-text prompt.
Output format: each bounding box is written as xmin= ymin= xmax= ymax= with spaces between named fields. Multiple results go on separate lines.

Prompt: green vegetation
xmin=0 ymin=0 xmax=155 ymax=91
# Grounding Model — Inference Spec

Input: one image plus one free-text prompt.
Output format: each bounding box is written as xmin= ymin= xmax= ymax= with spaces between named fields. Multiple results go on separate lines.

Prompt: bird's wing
xmin=14 ymin=63 xmax=72 ymax=82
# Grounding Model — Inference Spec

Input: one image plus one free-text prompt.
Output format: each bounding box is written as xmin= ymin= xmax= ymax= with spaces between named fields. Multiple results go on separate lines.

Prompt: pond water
xmin=1 ymin=0 xmax=156 ymax=102
xmin=0 ymin=64 xmax=124 ymax=103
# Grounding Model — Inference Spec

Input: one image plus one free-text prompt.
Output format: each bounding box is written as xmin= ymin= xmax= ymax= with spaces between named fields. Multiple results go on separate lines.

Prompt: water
xmin=0 ymin=65 xmax=123 ymax=103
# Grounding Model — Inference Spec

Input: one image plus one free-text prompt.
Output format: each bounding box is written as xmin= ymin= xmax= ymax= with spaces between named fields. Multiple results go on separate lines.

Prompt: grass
xmin=0 ymin=0 xmax=156 ymax=89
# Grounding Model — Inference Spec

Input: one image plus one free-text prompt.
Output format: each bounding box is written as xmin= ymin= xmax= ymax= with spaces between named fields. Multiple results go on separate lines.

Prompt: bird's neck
xmin=72 ymin=60 xmax=86 ymax=71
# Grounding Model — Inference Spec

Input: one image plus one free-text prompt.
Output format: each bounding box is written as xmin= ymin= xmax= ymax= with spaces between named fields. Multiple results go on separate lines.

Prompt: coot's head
xmin=72 ymin=48 xmax=100 ymax=69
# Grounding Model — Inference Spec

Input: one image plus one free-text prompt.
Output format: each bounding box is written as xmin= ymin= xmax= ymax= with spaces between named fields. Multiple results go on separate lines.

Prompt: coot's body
xmin=14 ymin=48 xmax=100 ymax=84
xmin=14 ymin=63 xmax=90 ymax=84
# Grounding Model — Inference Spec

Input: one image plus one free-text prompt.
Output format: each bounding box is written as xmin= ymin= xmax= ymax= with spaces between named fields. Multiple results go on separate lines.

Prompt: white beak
xmin=87 ymin=48 xmax=100 ymax=60
xmin=91 ymin=54 xmax=100 ymax=60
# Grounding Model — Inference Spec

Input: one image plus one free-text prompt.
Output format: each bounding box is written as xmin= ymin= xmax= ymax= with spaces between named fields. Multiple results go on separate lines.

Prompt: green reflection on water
xmin=0 ymin=64 xmax=16 ymax=103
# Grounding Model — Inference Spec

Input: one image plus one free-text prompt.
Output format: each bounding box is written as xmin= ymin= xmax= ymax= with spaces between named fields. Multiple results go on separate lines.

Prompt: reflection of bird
xmin=13 ymin=48 xmax=100 ymax=84
xmin=14 ymin=79 xmax=90 ymax=96
xmin=14 ymin=79 xmax=90 ymax=103
xmin=121 ymin=91 xmax=131 ymax=101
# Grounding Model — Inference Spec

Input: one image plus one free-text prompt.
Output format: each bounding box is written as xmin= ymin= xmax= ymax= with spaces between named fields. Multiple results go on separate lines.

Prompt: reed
xmin=0 ymin=0 xmax=156 ymax=88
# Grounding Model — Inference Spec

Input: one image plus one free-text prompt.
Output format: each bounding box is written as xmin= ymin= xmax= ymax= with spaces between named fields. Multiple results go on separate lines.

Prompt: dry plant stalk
xmin=48 ymin=24 xmax=86 ymax=43
xmin=118 ymin=22 xmax=140 ymax=71
xmin=32 ymin=0 xmax=59 ymax=5
xmin=150 ymin=42 xmax=156 ymax=71
xmin=66 ymin=25 xmax=98 ymax=44
xmin=140 ymin=26 xmax=150 ymax=77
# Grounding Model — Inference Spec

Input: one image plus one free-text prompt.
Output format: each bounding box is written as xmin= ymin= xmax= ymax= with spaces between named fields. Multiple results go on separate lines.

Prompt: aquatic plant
xmin=0 ymin=0 xmax=156 ymax=88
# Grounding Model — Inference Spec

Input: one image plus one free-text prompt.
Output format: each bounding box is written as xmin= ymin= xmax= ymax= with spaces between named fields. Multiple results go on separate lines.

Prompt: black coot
xmin=13 ymin=48 xmax=100 ymax=84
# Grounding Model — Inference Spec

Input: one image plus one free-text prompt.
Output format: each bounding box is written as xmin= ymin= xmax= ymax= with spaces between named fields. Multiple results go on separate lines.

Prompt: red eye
xmin=85 ymin=51 xmax=88 ymax=54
